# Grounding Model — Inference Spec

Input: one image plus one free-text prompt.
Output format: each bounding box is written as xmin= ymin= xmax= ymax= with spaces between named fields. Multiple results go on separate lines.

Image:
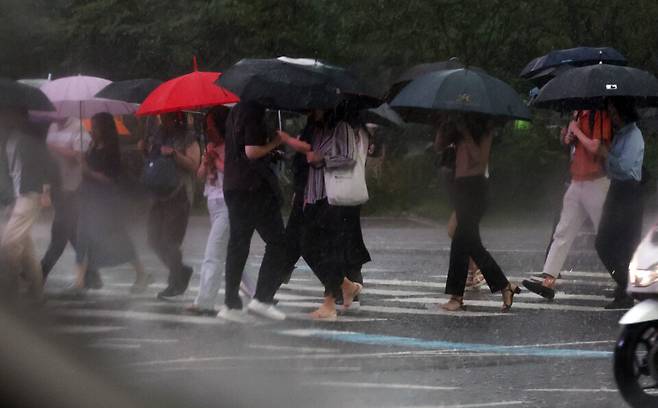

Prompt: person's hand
xmin=161 ymin=146 xmax=175 ymax=156
xmin=276 ymin=130 xmax=291 ymax=144
xmin=306 ymin=151 xmax=323 ymax=165
xmin=271 ymin=132 xmax=283 ymax=146
xmin=137 ymin=139 xmax=146 ymax=152
xmin=568 ymin=121 xmax=580 ymax=137
xmin=40 ymin=192 xmax=52 ymax=208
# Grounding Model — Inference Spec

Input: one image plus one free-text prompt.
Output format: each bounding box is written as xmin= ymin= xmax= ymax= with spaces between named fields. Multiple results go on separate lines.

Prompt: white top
xmin=46 ymin=118 xmax=91 ymax=191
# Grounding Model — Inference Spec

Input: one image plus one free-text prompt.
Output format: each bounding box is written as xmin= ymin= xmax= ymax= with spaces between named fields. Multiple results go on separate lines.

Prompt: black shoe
xmin=157 ymin=286 xmax=185 ymax=301
xmin=180 ymin=265 xmax=193 ymax=288
xmin=604 ymin=296 xmax=634 ymax=310
xmin=522 ymin=279 xmax=555 ymax=300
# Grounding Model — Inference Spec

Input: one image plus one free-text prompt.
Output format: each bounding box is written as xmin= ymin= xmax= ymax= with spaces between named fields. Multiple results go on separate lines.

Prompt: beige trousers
xmin=1 ymin=193 xmax=43 ymax=297
xmin=543 ymin=177 xmax=610 ymax=278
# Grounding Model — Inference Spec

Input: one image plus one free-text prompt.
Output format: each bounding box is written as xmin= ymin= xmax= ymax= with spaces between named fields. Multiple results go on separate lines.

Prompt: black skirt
xmin=302 ymin=199 xmax=371 ymax=270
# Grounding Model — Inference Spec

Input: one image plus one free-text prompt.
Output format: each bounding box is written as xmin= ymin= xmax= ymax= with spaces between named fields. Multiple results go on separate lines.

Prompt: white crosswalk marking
xmin=45 ymin=268 xmax=620 ymax=329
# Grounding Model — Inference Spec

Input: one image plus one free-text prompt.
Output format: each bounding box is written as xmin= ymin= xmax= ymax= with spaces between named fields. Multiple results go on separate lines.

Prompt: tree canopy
xmin=3 ymin=0 xmax=658 ymax=96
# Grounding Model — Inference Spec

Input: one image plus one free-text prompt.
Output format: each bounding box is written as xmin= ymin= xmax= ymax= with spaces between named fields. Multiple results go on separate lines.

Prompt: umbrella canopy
xmin=520 ymin=46 xmax=626 ymax=79
xmin=218 ymin=57 xmax=377 ymax=111
xmin=40 ymin=75 xmax=137 ymax=118
xmin=390 ymin=68 xmax=532 ymax=124
xmin=387 ymin=59 xmax=464 ymax=100
xmin=136 ymin=71 xmax=238 ymax=116
xmin=95 ymin=78 xmax=163 ymax=104
xmin=532 ymin=64 xmax=658 ymax=111
xmin=277 ymin=56 xmax=380 ymax=108
xmin=0 ymin=78 xmax=54 ymax=111
xmin=360 ymin=103 xmax=404 ymax=128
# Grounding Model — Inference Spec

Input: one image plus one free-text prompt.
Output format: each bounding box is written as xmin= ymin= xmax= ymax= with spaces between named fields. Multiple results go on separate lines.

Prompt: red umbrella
xmin=136 ymin=58 xmax=239 ymax=116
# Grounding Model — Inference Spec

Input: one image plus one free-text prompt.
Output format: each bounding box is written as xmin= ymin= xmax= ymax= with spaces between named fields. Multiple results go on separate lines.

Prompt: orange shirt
xmin=570 ymin=110 xmax=612 ymax=181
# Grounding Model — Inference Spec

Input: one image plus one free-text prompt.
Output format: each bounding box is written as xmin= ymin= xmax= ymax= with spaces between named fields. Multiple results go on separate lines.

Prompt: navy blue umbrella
xmin=520 ymin=46 xmax=626 ymax=80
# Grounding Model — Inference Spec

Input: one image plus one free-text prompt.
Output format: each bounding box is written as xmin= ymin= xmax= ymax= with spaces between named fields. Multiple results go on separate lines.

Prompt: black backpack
xmin=141 ymin=147 xmax=180 ymax=196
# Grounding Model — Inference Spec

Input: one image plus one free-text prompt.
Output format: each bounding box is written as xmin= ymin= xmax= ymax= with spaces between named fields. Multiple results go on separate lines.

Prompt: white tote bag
xmin=324 ymin=124 xmax=369 ymax=206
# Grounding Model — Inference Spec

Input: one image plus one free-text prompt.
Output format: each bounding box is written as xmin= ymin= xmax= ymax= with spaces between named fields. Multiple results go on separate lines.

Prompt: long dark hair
xmin=230 ymin=101 xmax=266 ymax=141
xmin=607 ymin=97 xmax=639 ymax=123
xmin=91 ymin=112 xmax=120 ymax=156
xmin=206 ymin=106 xmax=230 ymax=141
xmin=462 ymin=113 xmax=491 ymax=145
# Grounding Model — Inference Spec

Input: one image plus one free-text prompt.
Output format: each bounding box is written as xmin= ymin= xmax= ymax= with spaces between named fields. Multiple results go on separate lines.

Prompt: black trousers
xmin=282 ymin=191 xmax=305 ymax=278
xmin=445 ymin=176 xmax=508 ymax=297
xmin=224 ymin=188 xmax=286 ymax=309
xmin=595 ymin=180 xmax=643 ymax=297
xmin=40 ymin=190 xmax=100 ymax=285
xmin=147 ymin=188 xmax=191 ymax=290
xmin=302 ymin=200 xmax=370 ymax=298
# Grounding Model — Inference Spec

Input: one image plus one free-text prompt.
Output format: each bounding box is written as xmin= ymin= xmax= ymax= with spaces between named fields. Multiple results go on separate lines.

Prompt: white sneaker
xmin=247 ymin=299 xmax=286 ymax=321
xmin=217 ymin=306 xmax=248 ymax=323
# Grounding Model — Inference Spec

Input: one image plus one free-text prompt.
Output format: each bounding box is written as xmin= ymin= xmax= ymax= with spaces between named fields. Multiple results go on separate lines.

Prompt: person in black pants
xmin=440 ymin=115 xmax=520 ymax=312
xmin=595 ymin=97 xmax=644 ymax=309
xmin=221 ymin=101 xmax=287 ymax=321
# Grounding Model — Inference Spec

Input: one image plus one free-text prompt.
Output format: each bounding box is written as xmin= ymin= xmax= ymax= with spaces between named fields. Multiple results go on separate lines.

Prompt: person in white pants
xmin=184 ymin=107 xmax=254 ymax=316
xmin=523 ymin=110 xmax=612 ymax=300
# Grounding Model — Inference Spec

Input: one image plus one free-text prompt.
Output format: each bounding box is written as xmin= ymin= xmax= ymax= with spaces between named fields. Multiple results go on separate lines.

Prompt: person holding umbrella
xmin=220 ymin=100 xmax=287 ymax=321
xmin=595 ymin=97 xmax=645 ymax=309
xmin=40 ymin=117 xmax=103 ymax=289
xmin=436 ymin=114 xmax=521 ymax=312
xmin=73 ymin=113 xmax=151 ymax=293
xmin=139 ymin=112 xmax=200 ymax=300
xmin=523 ymin=110 xmax=612 ymax=300
xmin=278 ymin=104 xmax=370 ymax=320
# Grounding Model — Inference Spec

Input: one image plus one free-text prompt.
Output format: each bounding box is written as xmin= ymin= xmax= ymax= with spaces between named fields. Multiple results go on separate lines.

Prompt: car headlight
xmin=629 ymin=261 xmax=658 ymax=287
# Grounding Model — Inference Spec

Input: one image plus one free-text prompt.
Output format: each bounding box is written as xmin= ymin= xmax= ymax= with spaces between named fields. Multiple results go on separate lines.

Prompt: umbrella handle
xmin=278 ymin=110 xmax=283 ymax=131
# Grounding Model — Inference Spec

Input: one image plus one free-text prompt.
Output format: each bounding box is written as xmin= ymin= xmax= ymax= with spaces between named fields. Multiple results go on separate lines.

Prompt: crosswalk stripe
xmin=382 ymin=297 xmax=616 ymax=312
xmin=278 ymin=301 xmax=507 ymax=317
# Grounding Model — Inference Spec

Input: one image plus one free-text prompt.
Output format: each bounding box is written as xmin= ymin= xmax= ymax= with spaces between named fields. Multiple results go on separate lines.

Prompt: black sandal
xmin=501 ymin=283 xmax=521 ymax=313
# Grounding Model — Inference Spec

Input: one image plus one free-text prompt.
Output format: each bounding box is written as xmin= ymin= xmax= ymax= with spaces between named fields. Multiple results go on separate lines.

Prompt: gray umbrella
xmin=390 ymin=68 xmax=531 ymax=124
xmin=0 ymin=78 xmax=54 ymax=111
xmin=532 ymin=64 xmax=658 ymax=111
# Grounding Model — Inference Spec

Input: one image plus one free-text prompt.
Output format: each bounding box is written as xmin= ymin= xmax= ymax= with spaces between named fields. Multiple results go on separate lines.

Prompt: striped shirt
xmin=304 ymin=121 xmax=357 ymax=204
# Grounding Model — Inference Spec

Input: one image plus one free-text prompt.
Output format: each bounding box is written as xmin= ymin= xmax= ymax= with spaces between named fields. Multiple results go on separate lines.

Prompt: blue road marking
xmin=279 ymin=329 xmax=613 ymax=359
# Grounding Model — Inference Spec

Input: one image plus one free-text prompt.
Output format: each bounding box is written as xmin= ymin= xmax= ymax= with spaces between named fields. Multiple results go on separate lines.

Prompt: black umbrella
xmin=532 ymin=64 xmax=658 ymax=111
xmin=359 ymin=103 xmax=404 ymax=128
xmin=387 ymin=59 xmax=464 ymax=100
xmin=390 ymin=68 xmax=531 ymax=124
xmin=520 ymin=46 xmax=626 ymax=79
xmin=217 ymin=58 xmax=341 ymax=111
xmin=218 ymin=57 xmax=379 ymax=111
xmin=0 ymin=78 xmax=54 ymax=111
xmin=95 ymin=78 xmax=163 ymax=104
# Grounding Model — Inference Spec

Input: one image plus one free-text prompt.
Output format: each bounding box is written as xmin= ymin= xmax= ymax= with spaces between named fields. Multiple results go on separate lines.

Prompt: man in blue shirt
xmin=595 ymin=97 xmax=645 ymax=309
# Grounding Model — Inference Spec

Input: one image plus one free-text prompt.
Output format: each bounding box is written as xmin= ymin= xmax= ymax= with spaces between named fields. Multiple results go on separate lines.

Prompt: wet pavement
xmin=26 ymin=212 xmax=635 ymax=407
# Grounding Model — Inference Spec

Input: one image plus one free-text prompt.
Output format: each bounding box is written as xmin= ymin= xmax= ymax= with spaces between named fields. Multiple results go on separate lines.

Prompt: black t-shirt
xmin=223 ymin=102 xmax=270 ymax=192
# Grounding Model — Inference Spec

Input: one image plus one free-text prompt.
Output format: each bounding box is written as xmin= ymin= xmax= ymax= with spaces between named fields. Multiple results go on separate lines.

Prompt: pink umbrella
xmin=40 ymin=75 xmax=137 ymax=151
xmin=40 ymin=75 xmax=137 ymax=118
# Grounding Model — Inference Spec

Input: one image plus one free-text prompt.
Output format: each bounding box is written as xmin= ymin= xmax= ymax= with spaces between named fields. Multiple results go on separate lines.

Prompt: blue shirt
xmin=606 ymin=122 xmax=644 ymax=182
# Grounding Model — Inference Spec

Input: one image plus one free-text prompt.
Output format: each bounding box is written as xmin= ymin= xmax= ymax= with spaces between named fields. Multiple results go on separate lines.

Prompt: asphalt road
xmin=9 ymin=212 xmax=640 ymax=408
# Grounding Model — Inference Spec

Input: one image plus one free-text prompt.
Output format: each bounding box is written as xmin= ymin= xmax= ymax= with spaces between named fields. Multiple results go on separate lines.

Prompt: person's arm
xmin=245 ymin=135 xmax=282 ymax=159
xmin=278 ymin=130 xmax=311 ymax=153
xmin=568 ymin=120 xmax=600 ymax=154
xmin=163 ymin=141 xmax=200 ymax=173
xmin=215 ymin=145 xmax=225 ymax=172
xmin=607 ymin=132 xmax=644 ymax=179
